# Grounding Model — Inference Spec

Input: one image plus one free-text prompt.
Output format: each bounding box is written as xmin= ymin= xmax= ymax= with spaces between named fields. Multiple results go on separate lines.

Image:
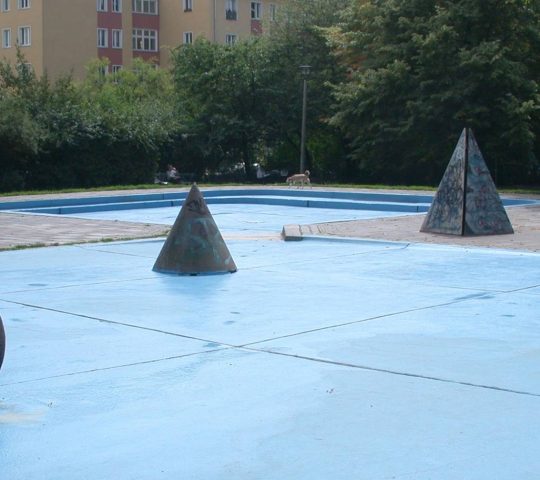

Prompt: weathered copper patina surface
xmin=421 ymin=128 xmax=513 ymax=236
xmin=153 ymin=184 xmax=237 ymax=275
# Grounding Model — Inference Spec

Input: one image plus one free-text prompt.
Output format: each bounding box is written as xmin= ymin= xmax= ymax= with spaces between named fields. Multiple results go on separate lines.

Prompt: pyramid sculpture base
xmin=421 ymin=128 xmax=513 ymax=236
xmin=153 ymin=184 xmax=237 ymax=275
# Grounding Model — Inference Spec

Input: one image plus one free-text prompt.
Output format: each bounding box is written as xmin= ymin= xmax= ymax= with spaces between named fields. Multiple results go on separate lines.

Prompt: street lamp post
xmin=299 ymin=65 xmax=311 ymax=173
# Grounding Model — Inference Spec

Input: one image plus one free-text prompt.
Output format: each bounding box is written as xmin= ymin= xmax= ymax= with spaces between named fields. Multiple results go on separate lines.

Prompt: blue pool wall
xmin=0 ymin=188 xmax=535 ymax=216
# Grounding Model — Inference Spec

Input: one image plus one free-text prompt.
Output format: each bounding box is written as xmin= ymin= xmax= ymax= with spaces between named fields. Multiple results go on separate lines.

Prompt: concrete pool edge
xmin=0 ymin=188 xmax=535 ymax=216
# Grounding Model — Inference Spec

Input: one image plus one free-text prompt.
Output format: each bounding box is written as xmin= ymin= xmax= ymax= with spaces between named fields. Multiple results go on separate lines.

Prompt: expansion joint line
xmin=503 ymin=283 xmax=540 ymax=294
xmin=0 ymin=298 xmax=236 ymax=348
xmin=3 ymin=294 xmax=539 ymax=397
xmin=0 ymin=347 xmax=230 ymax=387
xmin=241 ymin=347 xmax=540 ymax=398
xmin=1 ymin=276 xmax=157 ymax=295
xmin=237 ymin=294 xmax=495 ymax=348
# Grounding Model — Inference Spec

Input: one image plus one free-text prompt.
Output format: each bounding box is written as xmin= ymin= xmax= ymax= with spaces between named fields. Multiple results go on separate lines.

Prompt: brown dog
xmin=286 ymin=170 xmax=311 ymax=188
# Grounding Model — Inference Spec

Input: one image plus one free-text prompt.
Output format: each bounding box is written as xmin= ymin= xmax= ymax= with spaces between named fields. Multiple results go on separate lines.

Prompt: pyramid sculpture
xmin=420 ymin=128 xmax=513 ymax=236
xmin=153 ymin=184 xmax=237 ymax=275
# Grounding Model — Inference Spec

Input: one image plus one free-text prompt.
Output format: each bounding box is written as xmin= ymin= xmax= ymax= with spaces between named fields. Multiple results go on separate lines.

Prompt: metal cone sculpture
xmin=0 ymin=316 xmax=5 ymax=371
xmin=421 ymin=128 xmax=513 ymax=236
xmin=153 ymin=184 xmax=237 ymax=275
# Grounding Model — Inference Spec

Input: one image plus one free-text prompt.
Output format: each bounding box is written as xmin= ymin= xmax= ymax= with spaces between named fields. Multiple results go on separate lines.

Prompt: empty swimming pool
xmin=1 ymin=188 xmax=539 ymax=480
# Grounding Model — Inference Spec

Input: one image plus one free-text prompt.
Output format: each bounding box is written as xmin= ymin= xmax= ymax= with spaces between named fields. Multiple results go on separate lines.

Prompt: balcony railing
xmin=225 ymin=9 xmax=237 ymax=20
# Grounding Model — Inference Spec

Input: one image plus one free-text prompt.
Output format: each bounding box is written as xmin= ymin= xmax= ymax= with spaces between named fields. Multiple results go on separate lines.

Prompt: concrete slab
xmin=254 ymin=291 xmax=540 ymax=394
xmin=5 ymin=240 xmax=535 ymax=348
xmin=0 ymin=305 xmax=223 ymax=384
xmin=2 ymin=347 xmax=539 ymax=480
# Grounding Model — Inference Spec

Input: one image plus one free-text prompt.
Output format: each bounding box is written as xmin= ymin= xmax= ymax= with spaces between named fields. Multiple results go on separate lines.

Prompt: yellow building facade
xmin=0 ymin=0 xmax=279 ymax=79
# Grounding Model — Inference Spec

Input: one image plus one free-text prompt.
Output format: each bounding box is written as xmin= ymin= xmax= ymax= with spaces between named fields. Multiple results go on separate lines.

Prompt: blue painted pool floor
xmin=1 ymin=206 xmax=539 ymax=479
xmin=65 ymin=202 xmax=414 ymax=234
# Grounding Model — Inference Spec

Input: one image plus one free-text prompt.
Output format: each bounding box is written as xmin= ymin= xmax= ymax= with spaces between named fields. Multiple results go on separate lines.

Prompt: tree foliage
xmin=172 ymin=38 xmax=269 ymax=178
xmin=2 ymin=1 xmax=540 ymax=191
xmin=0 ymin=55 xmax=179 ymax=191
xmin=262 ymin=0 xmax=349 ymax=179
xmin=330 ymin=0 xmax=540 ymax=185
xmin=170 ymin=0 xmax=348 ymax=180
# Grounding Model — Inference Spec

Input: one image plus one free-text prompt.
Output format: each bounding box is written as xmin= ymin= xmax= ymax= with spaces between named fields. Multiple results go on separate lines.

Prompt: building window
xmin=17 ymin=26 xmax=31 ymax=46
xmin=183 ymin=31 xmax=192 ymax=44
xmin=2 ymin=28 xmax=11 ymax=48
xmin=1 ymin=0 xmax=10 ymax=12
xmin=225 ymin=34 xmax=236 ymax=46
xmin=112 ymin=0 xmax=122 ymax=12
xmin=112 ymin=64 xmax=122 ymax=74
xmin=269 ymin=3 xmax=276 ymax=21
xmin=97 ymin=0 xmax=107 ymax=12
xmin=112 ymin=29 xmax=122 ymax=48
xmin=250 ymin=1 xmax=261 ymax=20
xmin=97 ymin=28 xmax=108 ymax=48
xmin=132 ymin=28 xmax=157 ymax=51
xmin=17 ymin=0 xmax=29 ymax=9
xmin=225 ymin=0 xmax=236 ymax=20
xmin=183 ymin=0 xmax=192 ymax=12
xmin=132 ymin=0 xmax=157 ymax=14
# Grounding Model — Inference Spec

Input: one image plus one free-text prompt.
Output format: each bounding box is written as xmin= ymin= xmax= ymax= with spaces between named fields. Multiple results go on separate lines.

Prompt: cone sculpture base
xmin=421 ymin=128 xmax=513 ymax=236
xmin=153 ymin=184 xmax=237 ymax=275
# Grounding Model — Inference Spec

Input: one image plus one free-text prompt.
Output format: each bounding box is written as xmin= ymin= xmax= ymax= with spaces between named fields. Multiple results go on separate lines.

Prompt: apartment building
xmin=0 ymin=0 xmax=279 ymax=79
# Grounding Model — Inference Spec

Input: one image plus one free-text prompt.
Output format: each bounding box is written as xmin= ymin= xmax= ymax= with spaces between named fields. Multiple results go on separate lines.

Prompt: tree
xmin=0 ymin=95 xmax=40 ymax=191
xmin=0 ymin=54 xmax=180 ymax=191
xmin=76 ymin=58 xmax=180 ymax=186
xmin=170 ymin=0 xmax=349 ymax=181
xmin=0 ymin=54 xmax=44 ymax=191
xmin=261 ymin=0 xmax=349 ymax=179
xmin=171 ymin=38 xmax=270 ymax=179
xmin=330 ymin=0 xmax=540 ymax=185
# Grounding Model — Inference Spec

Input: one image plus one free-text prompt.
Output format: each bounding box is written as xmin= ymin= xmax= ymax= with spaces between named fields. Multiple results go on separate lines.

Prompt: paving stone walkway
xmin=0 ymin=212 xmax=169 ymax=250
xmin=290 ymin=203 xmax=540 ymax=252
